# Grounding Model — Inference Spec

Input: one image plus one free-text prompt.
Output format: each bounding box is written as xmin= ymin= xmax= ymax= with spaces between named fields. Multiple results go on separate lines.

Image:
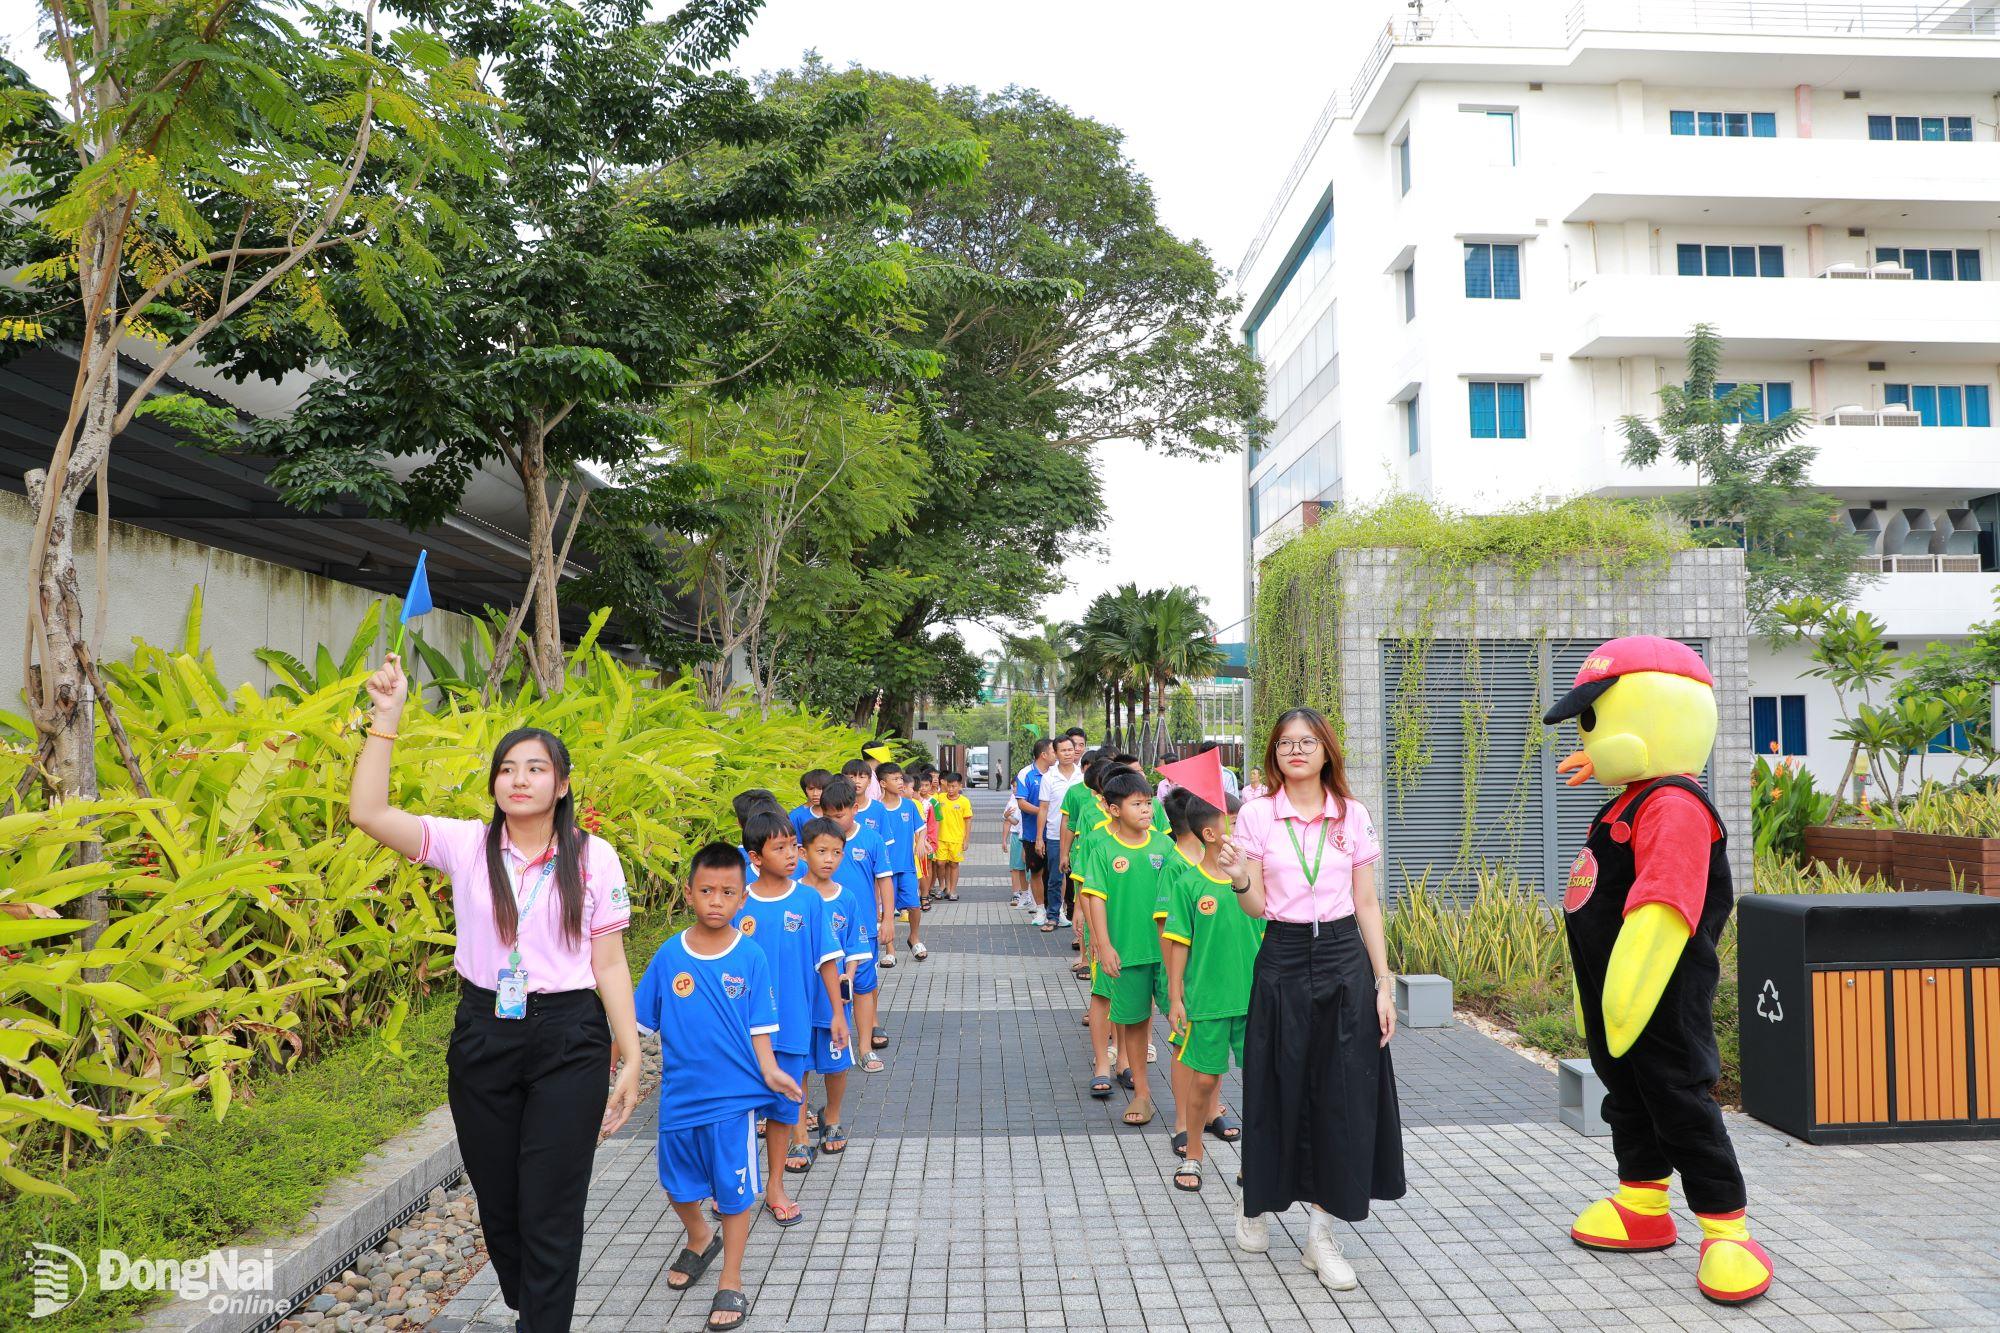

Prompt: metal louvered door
xmin=1544 ymin=638 xmax=1711 ymax=906
xmin=1380 ymin=639 xmax=1545 ymax=906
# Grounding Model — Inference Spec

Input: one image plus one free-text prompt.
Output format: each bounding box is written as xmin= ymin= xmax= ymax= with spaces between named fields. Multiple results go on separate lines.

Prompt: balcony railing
xmin=1568 ymin=0 xmax=2000 ymax=40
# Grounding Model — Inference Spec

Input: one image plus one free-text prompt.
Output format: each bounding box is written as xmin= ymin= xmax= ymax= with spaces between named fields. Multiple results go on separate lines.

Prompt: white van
xmin=966 ymin=746 xmax=990 ymax=786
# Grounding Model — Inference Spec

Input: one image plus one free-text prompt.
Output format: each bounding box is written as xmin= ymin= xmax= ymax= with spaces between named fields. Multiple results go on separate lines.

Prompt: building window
xmin=1405 ymin=394 xmax=1420 ymax=455
xmin=1874 ymin=247 xmax=1982 ymax=281
xmin=1884 ymin=383 xmax=1993 ymax=427
xmin=1397 ymin=132 xmax=1412 ymax=194
xmin=1468 ymin=381 xmax=1527 ymax=438
xmin=1923 ymin=722 xmax=1978 ymax=754
xmin=1465 ymin=108 xmax=1516 ymax=165
xmin=1245 ymin=203 xmax=1333 ymax=356
xmin=1675 ymin=242 xmax=1783 ymax=277
xmin=1711 ymin=381 xmax=1794 ymax=422
xmin=1867 ymin=114 xmax=1974 ymax=141
xmin=1752 ymin=695 xmax=1807 ymax=756
xmin=1402 ymin=264 xmax=1416 ymax=322
xmin=1670 ymin=109 xmax=1777 ymax=137
xmin=1249 ymin=424 xmax=1341 ymax=536
xmin=1464 ymin=243 xmax=1521 ymax=299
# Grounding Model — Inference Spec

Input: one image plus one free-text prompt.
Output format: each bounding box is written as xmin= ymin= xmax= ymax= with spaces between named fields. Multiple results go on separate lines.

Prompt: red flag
xmin=1156 ymin=749 xmax=1227 ymax=813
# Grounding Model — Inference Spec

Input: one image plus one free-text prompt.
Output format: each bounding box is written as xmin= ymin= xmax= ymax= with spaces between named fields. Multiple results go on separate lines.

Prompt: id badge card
xmin=495 ymin=968 xmax=528 ymax=1019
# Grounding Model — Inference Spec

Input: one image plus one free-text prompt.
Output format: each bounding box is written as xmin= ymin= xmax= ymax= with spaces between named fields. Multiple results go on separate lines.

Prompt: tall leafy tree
xmin=759 ymin=63 xmax=1264 ymax=735
xmin=1620 ymin=323 xmax=1873 ymax=632
xmin=0 ymin=2 xmax=491 ymax=936
xmin=238 ymin=0 xmax=996 ymax=692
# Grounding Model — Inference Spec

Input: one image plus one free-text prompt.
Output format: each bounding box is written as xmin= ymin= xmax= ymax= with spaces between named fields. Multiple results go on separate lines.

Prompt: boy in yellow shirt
xmin=933 ymin=770 xmax=973 ymax=902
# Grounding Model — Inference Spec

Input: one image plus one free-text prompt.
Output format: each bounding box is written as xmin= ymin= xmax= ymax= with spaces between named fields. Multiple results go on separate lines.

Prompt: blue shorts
xmin=657 ymin=1111 xmax=761 ymax=1213
xmin=853 ymin=956 xmax=879 ymax=995
xmin=811 ymin=1016 xmax=854 ymax=1073
xmin=765 ymin=1051 xmax=808 ymax=1125
xmin=893 ymin=871 xmax=920 ymax=911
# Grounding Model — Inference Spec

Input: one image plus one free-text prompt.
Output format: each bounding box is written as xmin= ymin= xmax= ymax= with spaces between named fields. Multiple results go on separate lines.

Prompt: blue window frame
xmin=1464 ymin=243 xmax=1521 ymax=299
xmin=1711 ymin=381 xmax=1794 ymax=423
xmin=1678 ymin=243 xmax=1782 ymax=277
xmin=1885 ymin=383 xmax=1993 ymax=426
xmin=1398 ymin=134 xmax=1412 ymax=194
xmin=1924 ymin=722 xmax=1976 ymax=754
xmin=1875 ymin=247 xmax=1981 ymax=281
xmin=1672 ymin=109 xmax=1777 ymax=137
xmin=1402 ymin=263 xmax=1416 ymax=321
xmin=1468 ymin=381 xmax=1526 ymax=438
xmin=1752 ymin=696 xmax=1807 ymax=756
xmin=1405 ymin=394 xmax=1420 ymax=455
xmin=1871 ymin=114 xmax=1974 ymax=141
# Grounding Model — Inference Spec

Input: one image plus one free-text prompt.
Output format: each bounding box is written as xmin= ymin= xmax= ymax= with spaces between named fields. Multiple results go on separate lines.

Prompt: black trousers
xmin=1241 ymin=918 xmax=1406 ymax=1221
xmin=448 ymin=983 xmax=611 ymax=1333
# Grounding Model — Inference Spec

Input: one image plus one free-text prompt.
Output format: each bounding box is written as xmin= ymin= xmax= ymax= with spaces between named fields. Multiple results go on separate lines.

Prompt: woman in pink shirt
xmin=1221 ymin=706 xmax=1404 ymax=1291
xmin=349 ymin=654 xmax=642 ymax=1333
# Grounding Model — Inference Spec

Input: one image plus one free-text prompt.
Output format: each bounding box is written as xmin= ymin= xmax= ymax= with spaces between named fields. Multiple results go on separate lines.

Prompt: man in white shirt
xmin=1013 ymin=739 xmax=1054 ymax=909
xmin=1034 ymin=736 xmax=1084 ymax=929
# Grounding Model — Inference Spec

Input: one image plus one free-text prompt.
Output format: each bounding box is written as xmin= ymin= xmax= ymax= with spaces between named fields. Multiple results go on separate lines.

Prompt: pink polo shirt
xmin=1231 ymin=788 xmax=1381 ymax=924
xmin=415 ymin=817 xmax=631 ymax=993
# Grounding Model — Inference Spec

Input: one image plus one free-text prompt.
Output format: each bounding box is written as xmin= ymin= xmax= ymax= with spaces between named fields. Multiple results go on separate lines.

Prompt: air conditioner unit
xmin=1878 ymin=406 xmax=1922 ymax=427
xmin=1868 ymin=261 xmax=1914 ymax=280
xmin=1827 ymin=404 xmax=1875 ymax=425
xmin=1820 ymin=262 xmax=1866 ymax=279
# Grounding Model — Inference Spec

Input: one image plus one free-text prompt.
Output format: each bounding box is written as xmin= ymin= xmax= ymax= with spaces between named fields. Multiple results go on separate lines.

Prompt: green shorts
xmin=1175 ymin=1014 xmax=1247 ymax=1075
xmin=1090 ymin=960 xmax=1162 ymax=1025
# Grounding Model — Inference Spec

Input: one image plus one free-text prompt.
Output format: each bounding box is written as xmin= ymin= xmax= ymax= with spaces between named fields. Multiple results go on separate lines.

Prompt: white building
xmin=1236 ymin=0 xmax=2000 ymax=795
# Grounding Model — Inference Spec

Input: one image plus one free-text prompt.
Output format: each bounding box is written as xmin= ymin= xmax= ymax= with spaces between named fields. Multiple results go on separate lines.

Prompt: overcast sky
xmin=3 ymin=0 xmax=1398 ymax=651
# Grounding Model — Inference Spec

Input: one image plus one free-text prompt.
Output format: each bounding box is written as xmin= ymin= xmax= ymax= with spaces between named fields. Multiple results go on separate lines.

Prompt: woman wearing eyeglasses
xmin=1217 ymin=707 xmax=1404 ymax=1290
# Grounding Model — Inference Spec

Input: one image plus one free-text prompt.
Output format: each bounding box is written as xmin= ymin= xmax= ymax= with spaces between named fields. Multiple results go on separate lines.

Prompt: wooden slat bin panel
xmin=1813 ymin=970 xmax=1888 ymax=1125
xmin=1893 ymin=968 xmax=1969 ymax=1122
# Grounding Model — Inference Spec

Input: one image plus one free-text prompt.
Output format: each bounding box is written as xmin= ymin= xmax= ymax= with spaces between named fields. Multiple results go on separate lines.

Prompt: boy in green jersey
xmin=1078 ymin=768 xmax=1177 ymax=1127
xmin=1161 ymin=789 xmax=1264 ymax=1192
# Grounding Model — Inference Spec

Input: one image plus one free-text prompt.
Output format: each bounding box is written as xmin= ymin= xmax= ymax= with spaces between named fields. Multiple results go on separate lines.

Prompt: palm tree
xmin=1142 ymin=586 xmax=1226 ymax=722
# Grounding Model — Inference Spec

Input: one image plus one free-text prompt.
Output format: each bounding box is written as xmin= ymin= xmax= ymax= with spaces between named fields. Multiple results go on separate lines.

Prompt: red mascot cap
xmin=1543 ymin=635 xmax=1712 ymax=724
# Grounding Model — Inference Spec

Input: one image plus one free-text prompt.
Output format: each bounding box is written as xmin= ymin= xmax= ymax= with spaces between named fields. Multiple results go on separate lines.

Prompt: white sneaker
xmin=1302 ymin=1227 xmax=1357 ymax=1291
xmin=1030 ymin=909 xmax=1047 ymax=927
xmin=1236 ymin=1206 xmax=1270 ymax=1254
xmin=1058 ymin=912 xmax=1072 ymax=927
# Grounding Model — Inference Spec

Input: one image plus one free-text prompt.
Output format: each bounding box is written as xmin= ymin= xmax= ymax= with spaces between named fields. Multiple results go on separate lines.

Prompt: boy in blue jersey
xmin=735 ymin=812 xmax=844 ymax=1226
xmin=789 ymin=769 xmax=832 ymax=840
xmin=871 ymin=762 xmax=929 ymax=964
xmin=633 ymin=843 xmax=801 ymax=1329
xmin=799 ymin=816 xmax=869 ymax=1153
xmin=811 ymin=776 xmax=894 ymax=1070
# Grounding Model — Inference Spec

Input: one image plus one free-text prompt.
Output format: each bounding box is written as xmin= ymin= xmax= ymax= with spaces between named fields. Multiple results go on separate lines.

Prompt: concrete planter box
xmin=1802 ymin=824 xmax=1896 ymax=882
xmin=1558 ymin=1058 xmax=1610 ymax=1137
xmin=1394 ymin=974 xmax=1453 ymax=1028
xmin=1891 ymin=831 xmax=2000 ymax=895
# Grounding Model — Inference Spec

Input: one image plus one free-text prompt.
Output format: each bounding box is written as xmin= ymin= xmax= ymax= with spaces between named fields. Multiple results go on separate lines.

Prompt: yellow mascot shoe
xmin=1571 ymin=1179 xmax=1676 ymax=1252
xmin=1695 ymin=1210 xmax=1773 ymax=1304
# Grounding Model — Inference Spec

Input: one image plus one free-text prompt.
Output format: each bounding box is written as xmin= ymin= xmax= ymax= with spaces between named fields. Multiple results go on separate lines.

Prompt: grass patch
xmin=0 ymin=907 xmax=685 ymax=1331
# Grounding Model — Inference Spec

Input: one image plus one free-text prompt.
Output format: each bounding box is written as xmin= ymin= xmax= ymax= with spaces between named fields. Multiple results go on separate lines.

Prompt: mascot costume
xmin=1542 ymin=635 xmax=1774 ymax=1304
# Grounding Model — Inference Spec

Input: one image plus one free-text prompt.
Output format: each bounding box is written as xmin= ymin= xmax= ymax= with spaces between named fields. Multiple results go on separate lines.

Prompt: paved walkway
xmin=442 ymin=789 xmax=2000 ymax=1331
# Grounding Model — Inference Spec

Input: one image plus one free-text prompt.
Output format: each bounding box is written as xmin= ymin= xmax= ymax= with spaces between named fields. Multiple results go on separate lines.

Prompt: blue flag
xmin=400 ymin=550 xmax=433 ymax=624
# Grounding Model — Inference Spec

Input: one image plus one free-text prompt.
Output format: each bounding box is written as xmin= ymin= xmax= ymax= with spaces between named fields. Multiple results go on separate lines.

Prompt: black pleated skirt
xmin=1240 ymin=916 xmax=1406 ymax=1220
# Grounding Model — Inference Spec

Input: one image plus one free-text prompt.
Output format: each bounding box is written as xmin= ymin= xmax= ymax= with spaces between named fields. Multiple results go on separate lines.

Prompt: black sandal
xmin=1116 ymin=1066 xmax=1134 ymax=1091
xmin=708 ymin=1287 xmax=751 ymax=1330
xmin=819 ymin=1110 xmax=848 ymax=1154
xmin=1170 ymin=1130 xmax=1188 ymax=1158
xmin=783 ymin=1140 xmax=814 ymax=1174
xmin=1174 ymin=1158 xmax=1203 ymax=1192
xmin=871 ymin=1026 xmax=889 ymax=1050
xmin=1206 ymin=1110 xmax=1243 ymax=1143
xmin=1089 ymin=1075 xmax=1113 ymax=1098
xmin=666 ymin=1230 xmax=723 ymax=1290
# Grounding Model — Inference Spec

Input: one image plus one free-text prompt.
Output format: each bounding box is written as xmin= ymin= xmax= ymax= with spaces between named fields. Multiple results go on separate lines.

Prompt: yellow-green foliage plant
xmin=0 ymin=593 xmax=860 ymax=1198
xmin=1884 ymin=781 xmax=2000 ymax=838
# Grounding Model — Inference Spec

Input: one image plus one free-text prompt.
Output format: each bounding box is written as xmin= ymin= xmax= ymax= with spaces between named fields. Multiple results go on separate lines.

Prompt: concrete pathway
xmin=441 ymin=788 xmax=2000 ymax=1331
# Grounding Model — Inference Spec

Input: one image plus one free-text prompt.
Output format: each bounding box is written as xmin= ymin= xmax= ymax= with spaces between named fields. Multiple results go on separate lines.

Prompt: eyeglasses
xmin=1275 ymin=737 xmax=1321 ymax=756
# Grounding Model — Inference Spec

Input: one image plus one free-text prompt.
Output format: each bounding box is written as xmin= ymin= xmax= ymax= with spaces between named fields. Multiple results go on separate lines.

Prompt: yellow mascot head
xmin=1542 ymin=635 xmax=1716 ymax=788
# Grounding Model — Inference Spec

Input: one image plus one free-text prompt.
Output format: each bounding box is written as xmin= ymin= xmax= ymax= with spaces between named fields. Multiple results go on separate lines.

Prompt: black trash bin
xmin=1738 ymin=891 xmax=2000 ymax=1143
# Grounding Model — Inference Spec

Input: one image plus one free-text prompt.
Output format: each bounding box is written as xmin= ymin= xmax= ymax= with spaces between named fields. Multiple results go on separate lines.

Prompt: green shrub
xmin=0 ymin=594 xmax=859 ymax=1200
xmin=1750 ymin=753 xmax=1834 ymax=859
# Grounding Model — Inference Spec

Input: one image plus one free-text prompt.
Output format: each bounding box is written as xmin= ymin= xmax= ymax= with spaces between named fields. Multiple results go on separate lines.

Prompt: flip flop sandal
xmin=1040 ymin=921 xmax=1056 ymax=933
xmin=1071 ymin=964 xmax=1090 ymax=979
xmin=1088 ymin=1075 xmax=1113 ymax=1098
xmin=1116 ymin=1067 xmax=1135 ymax=1091
xmin=870 ymin=1026 xmax=889 ymax=1050
xmin=862 ymin=1053 xmax=885 ymax=1073
xmin=1174 ymin=1158 xmax=1204 ymax=1192
xmin=879 ymin=953 xmax=897 ymax=969
xmin=820 ymin=1121 xmax=848 ymax=1154
xmin=1170 ymin=1130 xmax=1189 ymax=1158
xmin=783 ymin=1141 xmax=814 ymax=1174
xmin=763 ymin=1197 xmax=804 ymax=1227
xmin=1070 ymin=939 xmax=1081 ymax=951
xmin=1122 ymin=1096 xmax=1156 ymax=1127
xmin=708 ymin=1287 xmax=751 ymax=1330
xmin=666 ymin=1231 xmax=723 ymax=1289
xmin=1206 ymin=1111 xmax=1243 ymax=1142
xmin=911 ymin=943 xmax=928 ymax=960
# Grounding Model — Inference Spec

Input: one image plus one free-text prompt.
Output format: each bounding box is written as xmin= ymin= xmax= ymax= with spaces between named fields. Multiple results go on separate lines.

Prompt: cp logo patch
xmin=1111 ymin=856 xmax=1130 ymax=874
xmin=1197 ymin=894 xmax=1219 ymax=916
xmin=671 ymin=972 xmax=695 ymax=998
xmin=739 ymin=916 xmax=757 ymax=935
xmin=1564 ymin=847 xmax=1600 ymax=913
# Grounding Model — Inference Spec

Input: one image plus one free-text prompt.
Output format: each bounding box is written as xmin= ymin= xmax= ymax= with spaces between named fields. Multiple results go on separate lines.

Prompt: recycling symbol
xmin=1755 ymin=979 xmax=1784 ymax=1023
